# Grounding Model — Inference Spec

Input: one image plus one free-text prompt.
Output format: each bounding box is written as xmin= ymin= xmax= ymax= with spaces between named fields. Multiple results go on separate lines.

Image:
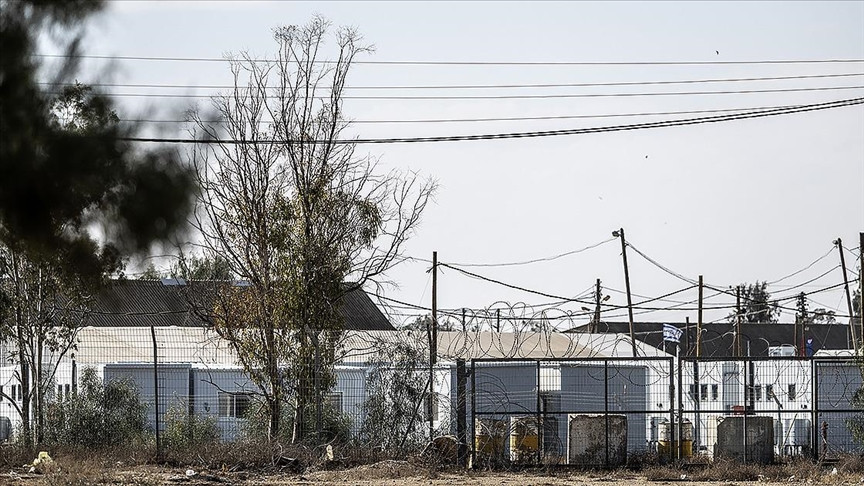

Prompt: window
xmin=755 ymin=385 xmax=762 ymax=401
xmin=788 ymin=384 xmax=797 ymax=401
xmin=689 ymin=384 xmax=698 ymax=401
xmin=218 ymin=392 xmax=251 ymax=418
xmin=64 ymin=384 xmax=70 ymax=397
xmin=766 ymin=385 xmax=775 ymax=400
xmin=711 ymin=384 xmax=719 ymax=401
xmin=700 ymin=384 xmax=709 ymax=401
xmin=57 ymin=385 xmax=63 ymax=399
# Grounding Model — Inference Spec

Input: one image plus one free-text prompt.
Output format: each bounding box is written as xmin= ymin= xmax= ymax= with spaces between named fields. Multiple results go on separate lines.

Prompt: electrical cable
xmin=42 ymin=71 xmax=864 ymax=91
xmin=61 ymin=84 xmax=864 ymax=100
xmin=118 ymin=97 xmax=864 ymax=145
xmin=32 ymin=53 xmax=864 ymax=65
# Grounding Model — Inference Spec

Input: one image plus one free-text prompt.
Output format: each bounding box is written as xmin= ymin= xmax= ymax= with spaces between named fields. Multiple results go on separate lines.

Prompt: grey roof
xmin=567 ymin=321 xmax=852 ymax=357
xmin=85 ymin=279 xmax=395 ymax=331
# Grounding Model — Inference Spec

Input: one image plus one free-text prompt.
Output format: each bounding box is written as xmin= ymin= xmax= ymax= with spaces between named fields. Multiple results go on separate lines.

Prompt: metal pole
xmin=613 ymin=228 xmax=638 ymax=357
xmin=604 ymin=360 xmax=610 ymax=467
xmin=536 ymin=361 xmax=542 ymax=465
xmin=736 ymin=286 xmax=742 ymax=357
xmin=835 ymin=238 xmax=858 ymax=352
xmin=430 ymin=251 xmax=438 ymax=440
xmin=697 ymin=276 xmax=703 ymax=358
xmin=811 ymin=360 xmax=819 ymax=461
xmin=151 ymin=325 xmax=161 ymax=460
xmin=456 ymin=359 xmax=467 ymax=467
xmin=470 ymin=360 xmax=476 ymax=468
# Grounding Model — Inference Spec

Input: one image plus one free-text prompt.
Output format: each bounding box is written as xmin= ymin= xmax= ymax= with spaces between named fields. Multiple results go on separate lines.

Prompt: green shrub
xmin=241 ymin=397 xmax=350 ymax=444
xmin=43 ymin=367 xmax=148 ymax=447
xmin=162 ymin=402 xmax=220 ymax=450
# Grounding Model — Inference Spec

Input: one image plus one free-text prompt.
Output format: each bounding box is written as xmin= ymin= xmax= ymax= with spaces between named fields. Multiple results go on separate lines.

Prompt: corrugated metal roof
xmin=84 ymin=279 xmax=394 ymax=331
xmin=69 ymin=327 xmax=667 ymax=366
xmin=568 ymin=321 xmax=851 ymax=357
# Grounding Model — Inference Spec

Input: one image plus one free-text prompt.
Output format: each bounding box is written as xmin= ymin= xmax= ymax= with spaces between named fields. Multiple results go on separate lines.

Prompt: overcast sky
xmin=58 ymin=1 xmax=864 ymax=329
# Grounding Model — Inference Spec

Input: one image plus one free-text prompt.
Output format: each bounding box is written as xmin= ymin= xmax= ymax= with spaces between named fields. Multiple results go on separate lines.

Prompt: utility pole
xmin=697 ymin=275 xmax=703 ymax=358
xmin=735 ymin=285 xmax=742 ymax=358
xmin=461 ymin=307 xmax=466 ymax=333
xmin=613 ymin=228 xmax=638 ymax=357
xmin=591 ymin=278 xmax=602 ymax=333
xmin=429 ymin=251 xmax=437 ymax=440
xmin=860 ymin=232 xmax=864 ymax=344
xmin=496 ymin=309 xmax=501 ymax=333
xmin=835 ymin=238 xmax=858 ymax=352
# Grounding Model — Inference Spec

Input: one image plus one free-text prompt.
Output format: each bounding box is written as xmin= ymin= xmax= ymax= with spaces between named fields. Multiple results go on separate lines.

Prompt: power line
xmin=441 ymin=237 xmax=616 ymax=268
xmin=43 ymin=72 xmax=864 ymax=91
xmin=113 ymin=103 xmax=843 ymax=125
xmin=59 ymin=84 xmax=864 ymax=100
xmin=32 ymin=53 xmax=864 ymax=65
xmin=118 ymin=97 xmax=864 ymax=145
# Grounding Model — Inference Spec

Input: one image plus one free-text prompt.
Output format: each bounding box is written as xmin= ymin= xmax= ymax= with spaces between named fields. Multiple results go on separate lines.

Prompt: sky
xmin=48 ymin=1 xmax=864 ymax=329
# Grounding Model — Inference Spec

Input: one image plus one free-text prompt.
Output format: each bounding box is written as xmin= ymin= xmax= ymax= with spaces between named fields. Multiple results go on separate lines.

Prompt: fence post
xmin=668 ymin=357 xmax=675 ymax=463
xmin=677 ymin=356 xmax=683 ymax=461
xmin=536 ymin=360 xmax=542 ymax=465
xmin=150 ymin=325 xmax=161 ymax=460
xmin=470 ymin=360 xmax=476 ymax=468
xmin=456 ymin=359 xmax=467 ymax=467
xmin=604 ymin=360 xmax=609 ymax=468
xmin=811 ymin=360 xmax=819 ymax=461
xmin=693 ymin=360 xmax=700 ymax=452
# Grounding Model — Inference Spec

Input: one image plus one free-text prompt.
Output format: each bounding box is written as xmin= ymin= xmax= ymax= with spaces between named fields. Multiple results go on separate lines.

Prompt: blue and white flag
xmin=663 ymin=323 xmax=683 ymax=343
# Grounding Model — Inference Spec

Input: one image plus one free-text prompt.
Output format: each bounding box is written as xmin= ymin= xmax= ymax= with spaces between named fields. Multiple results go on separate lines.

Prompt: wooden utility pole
xmin=735 ymin=285 xmax=742 ymax=358
xmin=496 ymin=309 xmax=501 ymax=333
xmin=860 ymin=232 xmax=864 ymax=343
xmin=429 ymin=251 xmax=437 ymax=440
xmin=591 ymin=278 xmax=602 ymax=333
xmin=613 ymin=228 xmax=638 ymax=357
xmin=697 ymin=275 xmax=703 ymax=358
xmin=835 ymin=238 xmax=858 ymax=352
xmin=461 ymin=307 xmax=466 ymax=333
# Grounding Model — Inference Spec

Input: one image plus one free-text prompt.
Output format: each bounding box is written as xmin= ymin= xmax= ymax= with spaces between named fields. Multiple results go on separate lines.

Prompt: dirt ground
xmin=2 ymin=459 xmax=860 ymax=486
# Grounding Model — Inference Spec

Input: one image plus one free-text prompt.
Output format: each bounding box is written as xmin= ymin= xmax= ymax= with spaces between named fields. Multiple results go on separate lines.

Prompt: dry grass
xmin=644 ymin=455 xmax=864 ymax=484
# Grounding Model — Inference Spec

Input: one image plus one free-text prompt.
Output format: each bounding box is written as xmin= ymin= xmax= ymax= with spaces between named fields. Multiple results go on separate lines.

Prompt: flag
xmin=663 ymin=323 xmax=683 ymax=343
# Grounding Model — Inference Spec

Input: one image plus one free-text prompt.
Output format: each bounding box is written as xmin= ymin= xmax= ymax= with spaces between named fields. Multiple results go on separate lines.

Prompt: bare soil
xmin=2 ymin=459 xmax=861 ymax=486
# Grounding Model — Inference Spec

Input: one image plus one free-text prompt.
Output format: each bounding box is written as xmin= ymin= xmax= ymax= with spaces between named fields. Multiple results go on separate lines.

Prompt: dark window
xmin=766 ymin=385 xmax=775 ymax=400
xmin=711 ymin=384 xmax=719 ymax=400
xmin=755 ymin=385 xmax=762 ymax=401
xmin=788 ymin=384 xmax=797 ymax=401
xmin=689 ymin=384 xmax=698 ymax=401
xmin=218 ymin=392 xmax=251 ymax=418
xmin=700 ymin=384 xmax=709 ymax=401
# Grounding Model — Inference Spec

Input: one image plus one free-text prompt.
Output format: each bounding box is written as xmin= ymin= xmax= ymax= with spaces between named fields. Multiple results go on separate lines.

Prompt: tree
xmin=728 ymin=281 xmax=779 ymax=323
xmin=139 ymin=253 xmax=233 ymax=281
xmin=1 ymin=1 xmax=195 ymax=445
xmin=0 ymin=1 xmax=195 ymax=280
xmin=190 ymin=17 xmax=435 ymax=443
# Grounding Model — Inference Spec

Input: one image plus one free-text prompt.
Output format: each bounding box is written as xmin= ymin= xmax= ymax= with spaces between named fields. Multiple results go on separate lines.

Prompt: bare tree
xmin=0 ymin=246 xmax=97 ymax=445
xmin=189 ymin=17 xmax=435 ymax=443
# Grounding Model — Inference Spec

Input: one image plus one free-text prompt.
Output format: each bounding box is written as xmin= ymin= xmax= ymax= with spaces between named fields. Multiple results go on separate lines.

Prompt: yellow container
xmin=474 ymin=419 xmax=507 ymax=458
xmin=510 ymin=416 xmax=540 ymax=463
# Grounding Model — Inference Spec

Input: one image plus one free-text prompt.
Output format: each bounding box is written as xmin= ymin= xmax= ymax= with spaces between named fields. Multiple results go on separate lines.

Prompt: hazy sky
xmin=58 ymin=1 xmax=864 ymax=328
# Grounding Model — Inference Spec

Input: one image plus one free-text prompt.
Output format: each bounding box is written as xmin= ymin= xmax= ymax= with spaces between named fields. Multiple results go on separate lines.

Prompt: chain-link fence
xmin=4 ymin=327 xmax=864 ymax=467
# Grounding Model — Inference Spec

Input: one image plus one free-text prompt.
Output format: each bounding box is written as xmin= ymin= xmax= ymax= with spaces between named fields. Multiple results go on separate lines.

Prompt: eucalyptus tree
xmin=190 ymin=17 xmax=435 ymax=442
